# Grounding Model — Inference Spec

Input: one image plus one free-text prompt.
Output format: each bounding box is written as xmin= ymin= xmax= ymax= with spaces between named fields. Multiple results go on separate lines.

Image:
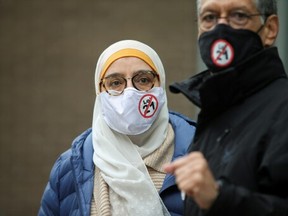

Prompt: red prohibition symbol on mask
xmin=211 ymin=39 xmax=234 ymax=67
xmin=138 ymin=94 xmax=159 ymax=118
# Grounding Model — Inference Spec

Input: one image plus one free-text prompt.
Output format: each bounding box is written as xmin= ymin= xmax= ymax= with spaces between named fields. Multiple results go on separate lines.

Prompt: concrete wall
xmin=0 ymin=1 xmax=198 ymax=215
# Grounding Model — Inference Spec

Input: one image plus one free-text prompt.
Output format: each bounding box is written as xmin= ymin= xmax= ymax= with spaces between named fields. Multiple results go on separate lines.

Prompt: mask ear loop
xmin=256 ymin=24 xmax=265 ymax=34
xmin=256 ymin=13 xmax=273 ymax=34
xmin=256 ymin=15 xmax=270 ymax=47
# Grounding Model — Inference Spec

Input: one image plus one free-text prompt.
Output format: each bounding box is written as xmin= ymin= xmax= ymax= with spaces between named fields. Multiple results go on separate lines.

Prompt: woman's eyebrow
xmin=104 ymin=72 xmax=123 ymax=78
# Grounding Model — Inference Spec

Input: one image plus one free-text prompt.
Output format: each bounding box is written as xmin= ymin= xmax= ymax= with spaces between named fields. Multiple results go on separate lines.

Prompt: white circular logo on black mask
xmin=211 ymin=39 xmax=234 ymax=68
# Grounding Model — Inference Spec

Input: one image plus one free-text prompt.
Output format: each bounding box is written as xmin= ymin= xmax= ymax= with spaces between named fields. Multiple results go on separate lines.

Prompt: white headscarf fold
xmin=92 ymin=40 xmax=170 ymax=216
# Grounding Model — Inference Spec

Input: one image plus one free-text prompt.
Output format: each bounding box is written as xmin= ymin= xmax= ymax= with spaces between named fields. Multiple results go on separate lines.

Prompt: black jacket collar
xmin=170 ymin=47 xmax=286 ymax=121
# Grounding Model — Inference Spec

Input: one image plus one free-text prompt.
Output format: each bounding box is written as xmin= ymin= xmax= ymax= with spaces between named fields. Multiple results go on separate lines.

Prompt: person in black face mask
xmin=198 ymin=24 xmax=264 ymax=72
xmin=164 ymin=0 xmax=288 ymax=215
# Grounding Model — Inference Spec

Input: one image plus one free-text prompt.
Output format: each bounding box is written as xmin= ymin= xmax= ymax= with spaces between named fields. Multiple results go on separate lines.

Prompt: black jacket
xmin=170 ymin=47 xmax=288 ymax=216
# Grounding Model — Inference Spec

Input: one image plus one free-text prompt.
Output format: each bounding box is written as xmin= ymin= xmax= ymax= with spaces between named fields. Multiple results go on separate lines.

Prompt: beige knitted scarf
xmin=90 ymin=123 xmax=175 ymax=216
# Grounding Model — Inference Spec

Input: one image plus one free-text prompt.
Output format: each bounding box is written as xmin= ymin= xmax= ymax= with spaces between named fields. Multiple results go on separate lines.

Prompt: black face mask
xmin=198 ymin=24 xmax=264 ymax=73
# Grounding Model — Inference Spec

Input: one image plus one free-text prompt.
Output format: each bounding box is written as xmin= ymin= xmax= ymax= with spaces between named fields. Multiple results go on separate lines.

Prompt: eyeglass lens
xmin=102 ymin=70 xmax=158 ymax=96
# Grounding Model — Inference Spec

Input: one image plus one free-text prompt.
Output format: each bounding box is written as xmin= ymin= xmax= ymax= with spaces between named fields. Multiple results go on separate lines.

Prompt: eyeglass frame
xmin=198 ymin=11 xmax=266 ymax=31
xmin=99 ymin=70 xmax=160 ymax=96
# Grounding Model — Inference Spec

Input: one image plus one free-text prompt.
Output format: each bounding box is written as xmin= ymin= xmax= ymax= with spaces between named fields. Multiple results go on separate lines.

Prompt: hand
xmin=163 ymin=152 xmax=219 ymax=209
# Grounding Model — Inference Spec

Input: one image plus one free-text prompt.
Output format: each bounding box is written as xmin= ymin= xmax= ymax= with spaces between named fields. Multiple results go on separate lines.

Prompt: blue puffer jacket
xmin=39 ymin=111 xmax=196 ymax=216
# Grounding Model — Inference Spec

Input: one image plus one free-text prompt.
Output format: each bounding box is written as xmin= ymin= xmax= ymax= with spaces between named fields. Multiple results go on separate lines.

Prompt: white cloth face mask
xmin=100 ymin=87 xmax=165 ymax=135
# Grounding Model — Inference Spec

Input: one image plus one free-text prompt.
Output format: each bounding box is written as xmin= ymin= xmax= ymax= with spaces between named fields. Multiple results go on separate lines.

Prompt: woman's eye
xmin=110 ymin=79 xmax=123 ymax=87
xmin=139 ymin=77 xmax=150 ymax=84
xmin=134 ymin=74 xmax=153 ymax=85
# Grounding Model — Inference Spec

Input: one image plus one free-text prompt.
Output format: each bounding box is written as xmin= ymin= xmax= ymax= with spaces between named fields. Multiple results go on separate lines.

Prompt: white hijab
xmin=92 ymin=40 xmax=170 ymax=215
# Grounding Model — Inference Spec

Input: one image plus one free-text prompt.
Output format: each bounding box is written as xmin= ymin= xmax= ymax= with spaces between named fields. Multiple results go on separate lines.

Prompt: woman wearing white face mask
xmin=38 ymin=40 xmax=196 ymax=216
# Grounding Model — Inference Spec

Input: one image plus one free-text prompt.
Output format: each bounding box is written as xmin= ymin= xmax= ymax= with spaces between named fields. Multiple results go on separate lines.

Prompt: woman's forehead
xmin=104 ymin=57 xmax=153 ymax=76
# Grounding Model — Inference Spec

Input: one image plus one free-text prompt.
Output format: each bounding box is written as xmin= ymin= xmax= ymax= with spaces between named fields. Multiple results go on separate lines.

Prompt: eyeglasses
xmin=199 ymin=11 xmax=264 ymax=31
xmin=100 ymin=70 xmax=159 ymax=96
